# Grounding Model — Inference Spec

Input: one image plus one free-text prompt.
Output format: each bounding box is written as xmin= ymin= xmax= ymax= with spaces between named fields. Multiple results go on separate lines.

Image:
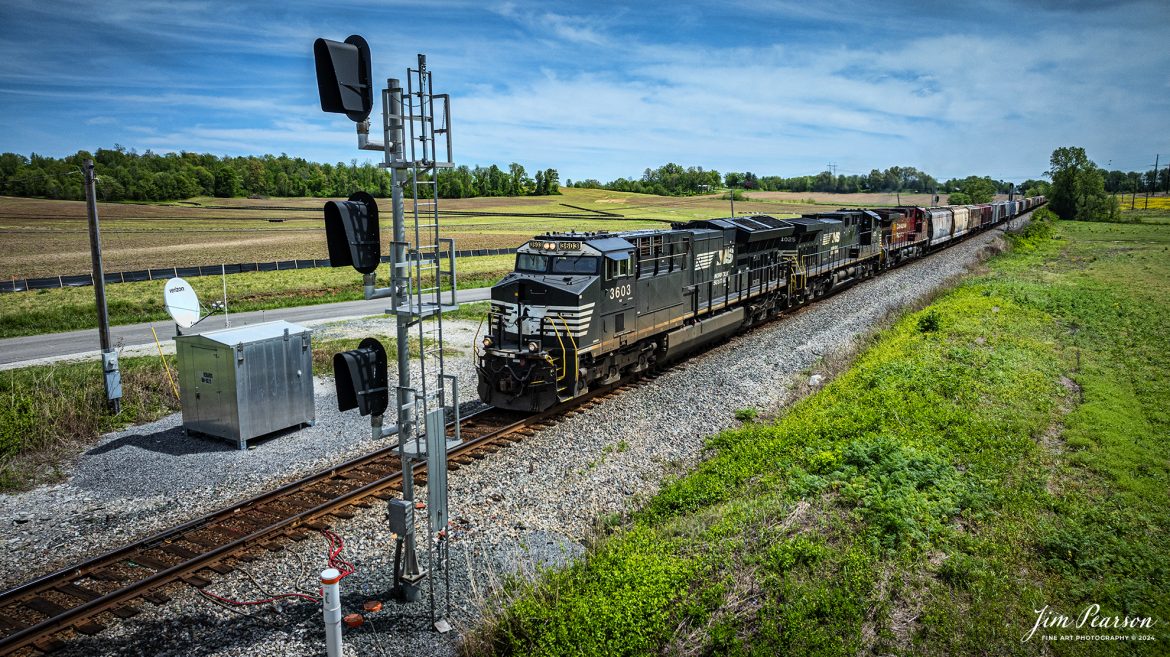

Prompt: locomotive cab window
xmin=605 ymin=253 xmax=631 ymax=280
xmin=517 ymin=253 xmax=548 ymax=273
xmin=551 ymin=255 xmax=599 ymax=275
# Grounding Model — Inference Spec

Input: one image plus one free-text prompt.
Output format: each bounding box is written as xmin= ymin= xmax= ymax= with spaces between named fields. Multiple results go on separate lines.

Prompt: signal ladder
xmin=388 ymin=55 xmax=458 ymax=448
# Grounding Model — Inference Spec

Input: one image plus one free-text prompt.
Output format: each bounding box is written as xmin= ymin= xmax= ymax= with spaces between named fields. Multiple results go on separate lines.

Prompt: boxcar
xmin=977 ymin=204 xmax=993 ymax=227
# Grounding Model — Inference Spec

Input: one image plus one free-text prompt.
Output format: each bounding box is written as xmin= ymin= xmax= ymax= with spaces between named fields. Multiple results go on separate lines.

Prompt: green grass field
xmin=0 ymin=354 xmax=180 ymax=491
xmin=467 ymin=218 xmax=1170 ymax=656
xmin=0 ymin=188 xmax=805 ymax=279
xmin=0 ymin=254 xmax=511 ymax=338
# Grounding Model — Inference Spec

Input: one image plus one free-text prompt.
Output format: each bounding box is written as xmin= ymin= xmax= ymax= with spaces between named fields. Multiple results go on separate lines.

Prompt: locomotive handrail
xmin=472 ymin=314 xmax=487 ymax=359
xmin=549 ymin=315 xmax=568 ymax=382
xmin=557 ymin=315 xmax=579 ymax=392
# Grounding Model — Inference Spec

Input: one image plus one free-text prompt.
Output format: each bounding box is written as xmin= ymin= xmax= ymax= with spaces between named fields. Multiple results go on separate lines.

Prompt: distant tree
xmin=192 ymin=166 xmax=215 ymax=195
xmin=543 ymin=168 xmax=560 ymax=195
xmin=213 ymin=166 xmax=241 ymax=198
xmin=883 ymin=169 xmax=901 ymax=193
xmin=1046 ymin=146 xmax=1118 ymax=221
xmin=1021 ymin=179 xmax=1051 ymax=198
xmin=948 ymin=176 xmax=996 ymax=204
xmin=813 ymin=171 xmax=834 ymax=192
xmin=508 ymin=162 xmax=529 ymax=195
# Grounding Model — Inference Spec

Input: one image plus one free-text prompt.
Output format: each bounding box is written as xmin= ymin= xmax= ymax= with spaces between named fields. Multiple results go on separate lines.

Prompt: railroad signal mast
xmin=314 ymin=35 xmax=458 ymax=629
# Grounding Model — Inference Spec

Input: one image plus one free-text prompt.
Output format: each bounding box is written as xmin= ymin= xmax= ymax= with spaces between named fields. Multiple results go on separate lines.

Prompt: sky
xmin=1 ymin=0 xmax=1168 ymax=184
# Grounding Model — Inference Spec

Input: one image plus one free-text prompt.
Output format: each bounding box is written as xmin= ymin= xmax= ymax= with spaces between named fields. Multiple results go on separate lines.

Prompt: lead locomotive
xmin=476 ymin=197 xmax=1044 ymax=411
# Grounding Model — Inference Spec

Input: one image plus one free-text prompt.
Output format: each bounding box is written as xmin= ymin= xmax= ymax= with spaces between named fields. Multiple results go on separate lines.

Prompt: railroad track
xmin=0 ymin=380 xmax=645 ymax=656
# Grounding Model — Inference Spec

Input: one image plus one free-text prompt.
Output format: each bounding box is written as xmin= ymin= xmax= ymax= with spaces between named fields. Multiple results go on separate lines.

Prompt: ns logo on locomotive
xmin=477 ymin=198 xmax=1045 ymax=412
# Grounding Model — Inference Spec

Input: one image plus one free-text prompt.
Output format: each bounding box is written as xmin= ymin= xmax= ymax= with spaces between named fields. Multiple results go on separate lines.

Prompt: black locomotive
xmin=476 ymin=197 xmax=1045 ymax=411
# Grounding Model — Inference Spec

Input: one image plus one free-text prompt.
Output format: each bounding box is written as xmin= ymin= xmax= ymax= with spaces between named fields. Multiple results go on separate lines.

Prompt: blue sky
xmin=1 ymin=0 xmax=1167 ymax=184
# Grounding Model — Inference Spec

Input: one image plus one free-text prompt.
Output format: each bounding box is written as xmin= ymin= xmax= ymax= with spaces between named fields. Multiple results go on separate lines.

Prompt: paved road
xmin=0 ymin=287 xmax=492 ymax=369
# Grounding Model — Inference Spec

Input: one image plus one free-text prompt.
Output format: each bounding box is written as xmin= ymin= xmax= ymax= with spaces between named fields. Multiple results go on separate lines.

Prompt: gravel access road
xmin=2 ymin=217 xmax=1028 ymax=657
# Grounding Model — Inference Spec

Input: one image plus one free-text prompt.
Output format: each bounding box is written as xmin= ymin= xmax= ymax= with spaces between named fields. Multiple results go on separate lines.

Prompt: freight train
xmin=476 ymin=196 xmax=1045 ymax=411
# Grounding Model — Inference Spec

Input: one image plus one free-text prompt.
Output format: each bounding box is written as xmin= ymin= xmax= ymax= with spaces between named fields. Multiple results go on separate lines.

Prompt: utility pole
xmin=83 ymin=159 xmax=122 ymax=414
xmin=728 ymin=182 xmax=736 ymax=217
xmin=1147 ymin=155 xmax=1159 ymax=209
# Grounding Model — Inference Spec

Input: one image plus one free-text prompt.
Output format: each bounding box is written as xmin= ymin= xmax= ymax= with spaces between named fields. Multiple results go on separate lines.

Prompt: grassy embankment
xmin=467 ymin=215 xmax=1170 ymax=655
xmin=0 ymin=302 xmax=488 ymax=492
xmin=1 ymin=355 xmax=179 ymax=491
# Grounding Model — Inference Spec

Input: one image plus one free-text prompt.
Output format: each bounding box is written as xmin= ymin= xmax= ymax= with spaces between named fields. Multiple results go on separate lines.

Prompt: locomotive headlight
xmin=527 ymin=341 xmax=539 ymax=353
xmin=482 ymin=337 xmax=492 ymax=349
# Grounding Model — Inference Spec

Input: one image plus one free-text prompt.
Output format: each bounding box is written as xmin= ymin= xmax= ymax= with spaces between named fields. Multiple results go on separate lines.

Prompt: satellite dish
xmin=163 ymin=277 xmax=202 ymax=328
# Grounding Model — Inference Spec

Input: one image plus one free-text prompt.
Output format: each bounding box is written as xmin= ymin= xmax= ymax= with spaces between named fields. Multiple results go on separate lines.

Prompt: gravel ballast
xmin=4 ymin=219 xmax=1027 ymax=656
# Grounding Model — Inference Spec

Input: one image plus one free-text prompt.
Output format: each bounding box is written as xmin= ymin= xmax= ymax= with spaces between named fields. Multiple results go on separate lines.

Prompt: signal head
xmin=324 ymin=191 xmax=380 ymax=274
xmin=313 ymin=35 xmax=373 ymax=122
xmin=333 ymin=337 xmax=388 ymax=416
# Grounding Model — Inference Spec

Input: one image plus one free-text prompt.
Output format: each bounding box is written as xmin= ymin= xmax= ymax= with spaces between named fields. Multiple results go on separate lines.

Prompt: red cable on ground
xmin=199 ymin=529 xmax=357 ymax=607
xmin=323 ymin=529 xmax=357 ymax=580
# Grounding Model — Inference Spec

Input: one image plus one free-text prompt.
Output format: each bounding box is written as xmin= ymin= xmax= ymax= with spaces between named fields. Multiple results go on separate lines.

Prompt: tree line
xmin=0 ymin=149 xmax=1035 ymax=204
xmin=568 ymin=163 xmax=949 ymax=197
xmin=2 ymin=146 xmax=1162 ymax=209
xmin=569 ymin=162 xmax=1031 ymax=202
xmin=431 ymin=163 xmax=559 ymax=198
xmin=0 ymin=147 xmax=562 ymax=202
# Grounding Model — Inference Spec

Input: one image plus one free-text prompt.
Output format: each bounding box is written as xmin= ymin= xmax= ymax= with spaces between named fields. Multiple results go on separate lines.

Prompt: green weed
xmin=734 ymin=407 xmax=758 ymax=422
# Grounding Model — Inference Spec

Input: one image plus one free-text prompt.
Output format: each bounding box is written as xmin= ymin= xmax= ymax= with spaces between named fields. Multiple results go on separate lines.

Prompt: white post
xmin=221 ymin=263 xmax=230 ymax=328
xmin=321 ymin=568 xmax=343 ymax=657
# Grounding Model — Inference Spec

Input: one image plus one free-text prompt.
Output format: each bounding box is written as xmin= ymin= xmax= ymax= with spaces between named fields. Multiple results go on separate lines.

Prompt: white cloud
xmin=450 ymin=13 xmax=1169 ymax=182
xmin=2 ymin=1 xmax=1166 ymax=182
